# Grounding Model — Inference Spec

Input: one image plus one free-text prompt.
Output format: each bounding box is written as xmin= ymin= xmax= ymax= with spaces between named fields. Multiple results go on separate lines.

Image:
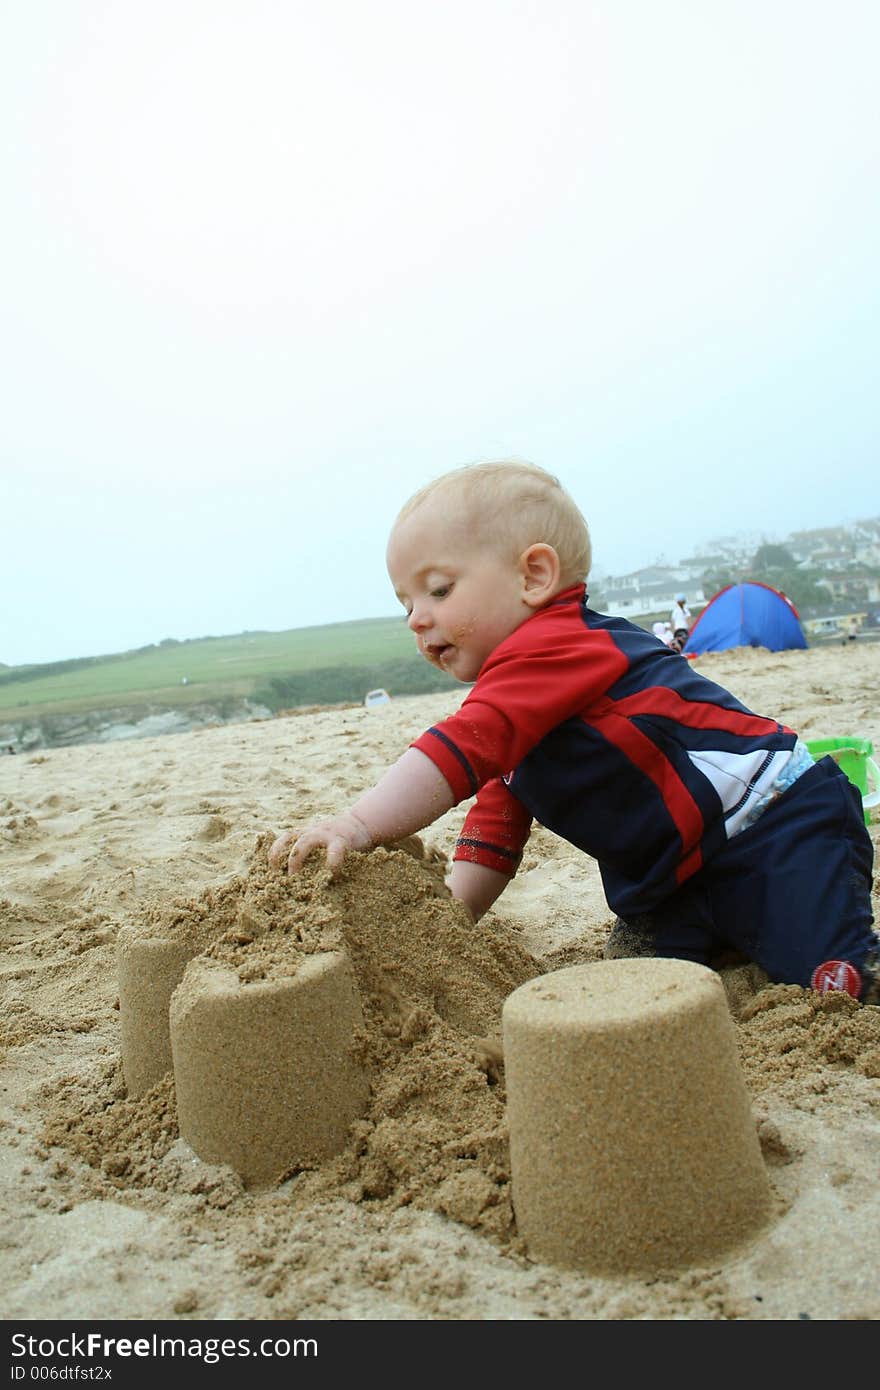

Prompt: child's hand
xmin=268 ymin=811 xmax=373 ymax=876
xmin=268 ymin=749 xmax=456 ymax=878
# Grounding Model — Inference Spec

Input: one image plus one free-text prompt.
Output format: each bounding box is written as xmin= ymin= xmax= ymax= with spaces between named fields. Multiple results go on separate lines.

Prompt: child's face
xmin=386 ymin=501 xmax=533 ymax=683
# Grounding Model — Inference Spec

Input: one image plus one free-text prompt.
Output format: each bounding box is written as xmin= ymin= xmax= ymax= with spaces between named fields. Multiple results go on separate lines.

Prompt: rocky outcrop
xmin=0 ymin=698 xmax=273 ymax=753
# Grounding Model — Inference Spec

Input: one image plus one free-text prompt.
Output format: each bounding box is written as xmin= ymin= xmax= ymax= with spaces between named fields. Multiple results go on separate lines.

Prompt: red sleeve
xmin=453 ymin=777 xmax=533 ymax=877
xmin=411 ymin=594 xmax=627 ymax=801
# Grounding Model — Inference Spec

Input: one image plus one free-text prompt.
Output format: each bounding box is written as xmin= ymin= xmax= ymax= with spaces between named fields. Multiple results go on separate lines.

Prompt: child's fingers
xmin=267 ymin=830 xmax=297 ymax=868
xmin=288 ymin=830 xmax=327 ymax=874
xmin=324 ymin=836 xmax=351 ymax=874
xmin=271 ymin=818 xmax=365 ymax=876
xmin=289 ymin=829 xmax=350 ymax=877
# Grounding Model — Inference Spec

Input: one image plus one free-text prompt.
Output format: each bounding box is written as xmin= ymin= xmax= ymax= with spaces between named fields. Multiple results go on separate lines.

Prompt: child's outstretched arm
xmin=268 ymin=747 xmax=455 ymax=875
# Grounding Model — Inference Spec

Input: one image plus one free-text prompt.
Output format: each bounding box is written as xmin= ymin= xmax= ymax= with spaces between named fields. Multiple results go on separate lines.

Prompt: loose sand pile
xmin=1 ymin=641 xmax=879 ymax=1320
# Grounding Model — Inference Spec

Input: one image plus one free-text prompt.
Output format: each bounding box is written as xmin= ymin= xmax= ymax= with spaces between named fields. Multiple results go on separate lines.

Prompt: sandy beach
xmin=1 ymin=640 xmax=878 ymax=1322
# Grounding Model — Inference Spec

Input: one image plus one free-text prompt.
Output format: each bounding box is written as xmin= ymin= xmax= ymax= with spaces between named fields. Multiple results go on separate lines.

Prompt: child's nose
xmin=408 ymin=604 xmax=430 ymax=633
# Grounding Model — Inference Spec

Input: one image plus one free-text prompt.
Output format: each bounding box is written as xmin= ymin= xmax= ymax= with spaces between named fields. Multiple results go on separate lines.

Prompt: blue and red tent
xmin=684 ymin=581 xmax=807 ymax=655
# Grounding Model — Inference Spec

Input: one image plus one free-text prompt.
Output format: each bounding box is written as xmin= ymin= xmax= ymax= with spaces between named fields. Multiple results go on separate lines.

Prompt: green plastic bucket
xmin=806 ymin=737 xmax=880 ymax=826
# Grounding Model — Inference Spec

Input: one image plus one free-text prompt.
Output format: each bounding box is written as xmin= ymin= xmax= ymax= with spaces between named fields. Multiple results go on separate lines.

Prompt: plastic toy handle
xmin=864 ymin=757 xmax=880 ymax=811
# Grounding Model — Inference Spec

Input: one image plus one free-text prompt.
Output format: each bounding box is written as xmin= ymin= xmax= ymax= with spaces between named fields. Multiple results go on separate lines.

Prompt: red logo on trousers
xmin=810 ymin=960 xmax=862 ymax=998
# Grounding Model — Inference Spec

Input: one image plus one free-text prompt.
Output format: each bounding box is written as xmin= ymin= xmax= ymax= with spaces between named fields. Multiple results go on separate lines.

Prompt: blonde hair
xmin=393 ymin=458 xmax=592 ymax=586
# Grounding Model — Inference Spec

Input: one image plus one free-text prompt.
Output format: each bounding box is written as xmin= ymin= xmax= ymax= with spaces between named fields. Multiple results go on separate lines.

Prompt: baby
xmin=269 ymin=460 xmax=879 ymax=1001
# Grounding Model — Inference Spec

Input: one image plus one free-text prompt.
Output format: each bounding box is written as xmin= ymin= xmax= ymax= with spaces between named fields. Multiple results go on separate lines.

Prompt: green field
xmin=0 ymin=617 xmax=459 ymax=720
xmin=2 ymin=611 xmax=847 ymax=740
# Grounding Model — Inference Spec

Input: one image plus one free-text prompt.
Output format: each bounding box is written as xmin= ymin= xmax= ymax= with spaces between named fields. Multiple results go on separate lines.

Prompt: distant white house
xmin=600 ymin=565 xmax=706 ymax=622
xmin=817 ymin=571 xmax=880 ymax=605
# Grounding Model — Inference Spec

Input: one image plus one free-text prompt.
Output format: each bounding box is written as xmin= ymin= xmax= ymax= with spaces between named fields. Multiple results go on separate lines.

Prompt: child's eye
xmin=430 ymin=584 xmax=451 ymax=599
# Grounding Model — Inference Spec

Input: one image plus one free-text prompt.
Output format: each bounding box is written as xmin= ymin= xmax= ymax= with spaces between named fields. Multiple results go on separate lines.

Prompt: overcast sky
xmin=3 ymin=1 xmax=878 ymax=667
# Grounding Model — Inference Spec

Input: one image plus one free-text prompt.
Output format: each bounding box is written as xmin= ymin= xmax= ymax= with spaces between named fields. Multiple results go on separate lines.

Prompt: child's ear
xmin=519 ymin=544 xmax=561 ymax=607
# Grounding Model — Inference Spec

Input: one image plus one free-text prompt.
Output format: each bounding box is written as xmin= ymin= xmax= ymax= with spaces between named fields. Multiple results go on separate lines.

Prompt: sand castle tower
xmin=169 ymin=951 xmax=370 ymax=1188
xmin=502 ymin=957 xmax=772 ymax=1274
xmin=118 ymin=923 xmax=370 ymax=1188
xmin=117 ymin=924 xmax=207 ymax=1097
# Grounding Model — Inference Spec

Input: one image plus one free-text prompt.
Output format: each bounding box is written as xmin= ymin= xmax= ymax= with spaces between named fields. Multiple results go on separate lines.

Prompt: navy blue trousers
xmin=629 ymin=757 xmax=877 ymax=992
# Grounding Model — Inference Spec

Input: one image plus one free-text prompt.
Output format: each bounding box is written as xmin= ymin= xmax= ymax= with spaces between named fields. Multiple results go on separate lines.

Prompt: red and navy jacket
xmin=411 ymin=584 xmax=798 ymax=918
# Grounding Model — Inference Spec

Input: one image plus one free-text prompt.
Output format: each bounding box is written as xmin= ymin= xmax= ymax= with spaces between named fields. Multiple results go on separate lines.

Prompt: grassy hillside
xmin=0 ymin=617 xmax=459 ymax=719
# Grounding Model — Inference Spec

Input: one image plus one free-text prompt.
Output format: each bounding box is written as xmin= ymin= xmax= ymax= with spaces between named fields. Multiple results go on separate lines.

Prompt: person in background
xmin=269 ymin=459 xmax=879 ymax=1004
xmin=669 ymin=592 xmax=692 ymax=653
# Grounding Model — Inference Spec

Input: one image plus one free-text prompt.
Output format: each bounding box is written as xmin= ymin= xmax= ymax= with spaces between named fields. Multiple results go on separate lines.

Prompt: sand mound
xmin=43 ymin=837 xmax=541 ymax=1242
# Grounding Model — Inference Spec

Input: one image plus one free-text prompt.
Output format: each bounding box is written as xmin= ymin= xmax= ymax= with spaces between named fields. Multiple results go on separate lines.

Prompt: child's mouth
xmin=426 ymin=642 xmax=452 ymax=665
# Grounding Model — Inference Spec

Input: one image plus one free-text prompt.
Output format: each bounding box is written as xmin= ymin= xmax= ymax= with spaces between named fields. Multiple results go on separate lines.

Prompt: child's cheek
xmin=450 ymin=616 xmax=477 ymax=643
